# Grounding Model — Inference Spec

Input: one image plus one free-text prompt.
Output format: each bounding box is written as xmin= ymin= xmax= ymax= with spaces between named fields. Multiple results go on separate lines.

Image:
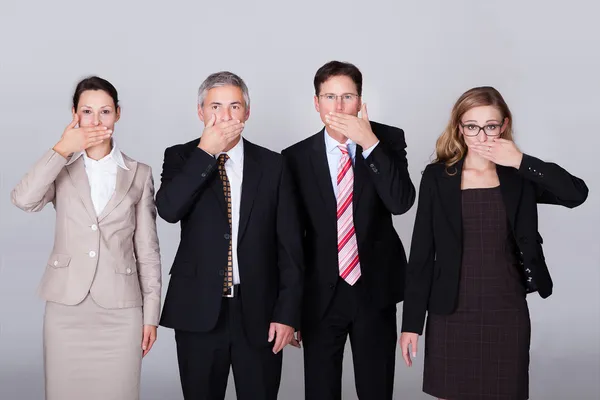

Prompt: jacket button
xmin=329 ymin=283 xmax=335 ymax=289
xmin=126 ymin=268 xmax=132 ymax=274
xmin=219 ymin=270 xmax=224 ymax=276
xmin=53 ymin=260 xmax=58 ymax=266
xmin=224 ymin=234 xmax=231 ymax=240
xmin=201 ymin=173 xmax=207 ymax=178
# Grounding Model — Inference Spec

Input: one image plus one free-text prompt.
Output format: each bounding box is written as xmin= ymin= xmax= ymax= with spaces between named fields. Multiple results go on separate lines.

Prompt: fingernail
xmin=412 ymin=353 xmax=417 ymax=358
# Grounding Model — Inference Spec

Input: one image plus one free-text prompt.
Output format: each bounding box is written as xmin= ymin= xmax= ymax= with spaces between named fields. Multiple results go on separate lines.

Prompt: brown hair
xmin=434 ymin=86 xmax=514 ymax=172
xmin=73 ymin=76 xmax=119 ymax=110
xmin=313 ymin=61 xmax=363 ymax=96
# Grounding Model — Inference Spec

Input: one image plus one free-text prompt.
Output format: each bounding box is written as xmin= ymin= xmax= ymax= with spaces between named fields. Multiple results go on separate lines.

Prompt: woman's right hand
xmin=400 ymin=332 xmax=419 ymax=367
xmin=53 ymin=114 xmax=112 ymax=159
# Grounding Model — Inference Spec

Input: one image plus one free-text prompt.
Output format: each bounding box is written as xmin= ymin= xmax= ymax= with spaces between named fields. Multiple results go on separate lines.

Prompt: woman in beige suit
xmin=11 ymin=76 xmax=162 ymax=400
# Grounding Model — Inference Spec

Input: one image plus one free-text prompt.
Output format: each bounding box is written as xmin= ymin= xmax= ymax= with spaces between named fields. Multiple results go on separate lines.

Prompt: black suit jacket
xmin=156 ymin=138 xmax=304 ymax=346
xmin=402 ymin=154 xmax=589 ymax=334
xmin=282 ymin=121 xmax=416 ymax=329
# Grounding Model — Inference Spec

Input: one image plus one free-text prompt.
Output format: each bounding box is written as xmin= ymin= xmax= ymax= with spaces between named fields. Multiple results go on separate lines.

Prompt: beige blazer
xmin=11 ymin=149 xmax=162 ymax=326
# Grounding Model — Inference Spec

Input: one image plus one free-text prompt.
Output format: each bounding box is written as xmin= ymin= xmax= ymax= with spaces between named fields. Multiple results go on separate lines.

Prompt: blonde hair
xmin=435 ymin=86 xmax=514 ymax=173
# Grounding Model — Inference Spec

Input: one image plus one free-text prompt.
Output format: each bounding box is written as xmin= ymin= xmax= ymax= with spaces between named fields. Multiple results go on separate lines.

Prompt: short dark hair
xmin=313 ymin=61 xmax=363 ymax=96
xmin=72 ymin=76 xmax=119 ymax=110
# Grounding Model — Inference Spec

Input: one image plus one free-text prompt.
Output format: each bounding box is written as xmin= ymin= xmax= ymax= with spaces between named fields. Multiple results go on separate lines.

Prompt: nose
xmin=220 ymin=109 xmax=232 ymax=122
xmin=92 ymin=112 xmax=100 ymax=126
xmin=476 ymin=130 xmax=488 ymax=143
xmin=335 ymin=97 xmax=344 ymax=112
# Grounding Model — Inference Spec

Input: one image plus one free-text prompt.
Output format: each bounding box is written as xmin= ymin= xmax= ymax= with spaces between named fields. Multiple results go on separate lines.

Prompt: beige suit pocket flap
xmin=47 ymin=253 xmax=71 ymax=268
xmin=116 ymin=263 xmax=137 ymax=275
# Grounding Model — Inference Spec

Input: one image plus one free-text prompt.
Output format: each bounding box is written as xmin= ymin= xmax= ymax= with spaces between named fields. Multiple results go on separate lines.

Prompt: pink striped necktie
xmin=336 ymin=144 xmax=361 ymax=285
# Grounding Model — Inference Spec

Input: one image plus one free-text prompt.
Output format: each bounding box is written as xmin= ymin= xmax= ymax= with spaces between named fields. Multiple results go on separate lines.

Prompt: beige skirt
xmin=43 ymin=294 xmax=143 ymax=400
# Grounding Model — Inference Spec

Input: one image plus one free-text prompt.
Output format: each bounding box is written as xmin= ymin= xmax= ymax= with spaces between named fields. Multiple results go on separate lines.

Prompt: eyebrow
xmin=209 ymin=101 xmax=242 ymax=106
xmin=463 ymin=119 xmax=501 ymax=123
xmin=81 ymin=105 xmax=113 ymax=109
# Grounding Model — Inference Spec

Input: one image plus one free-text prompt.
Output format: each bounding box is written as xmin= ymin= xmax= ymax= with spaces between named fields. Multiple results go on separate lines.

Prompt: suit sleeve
xmin=11 ymin=149 xmax=67 ymax=212
xmin=155 ymin=146 xmax=219 ymax=223
xmin=362 ymin=127 xmax=416 ymax=215
xmin=401 ymin=167 xmax=435 ymax=335
xmin=134 ymin=167 xmax=163 ymax=326
xmin=272 ymin=157 xmax=304 ymax=329
xmin=517 ymin=153 xmax=588 ymax=207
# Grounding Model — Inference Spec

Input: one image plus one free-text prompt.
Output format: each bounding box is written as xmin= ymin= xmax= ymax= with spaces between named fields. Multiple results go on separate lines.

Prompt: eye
xmin=82 ymin=109 xmax=91 ymax=114
xmin=101 ymin=110 xmax=111 ymax=114
xmin=325 ymin=95 xmax=335 ymax=100
xmin=343 ymin=95 xmax=353 ymax=100
xmin=211 ymin=105 xmax=219 ymax=110
xmin=466 ymin=124 xmax=478 ymax=131
xmin=485 ymin=124 xmax=498 ymax=131
xmin=232 ymin=105 xmax=240 ymax=110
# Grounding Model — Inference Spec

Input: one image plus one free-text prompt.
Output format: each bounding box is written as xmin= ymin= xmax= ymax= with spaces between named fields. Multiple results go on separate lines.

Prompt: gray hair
xmin=197 ymin=71 xmax=250 ymax=109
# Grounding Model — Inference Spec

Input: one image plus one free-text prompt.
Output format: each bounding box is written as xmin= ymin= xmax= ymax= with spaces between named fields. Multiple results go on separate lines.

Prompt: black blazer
xmin=282 ymin=121 xmax=416 ymax=328
xmin=156 ymin=138 xmax=304 ymax=346
xmin=401 ymin=154 xmax=589 ymax=334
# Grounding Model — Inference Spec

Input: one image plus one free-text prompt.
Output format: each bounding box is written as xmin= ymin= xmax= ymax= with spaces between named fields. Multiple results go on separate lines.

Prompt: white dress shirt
xmin=66 ymin=141 xmax=129 ymax=216
xmin=324 ymin=129 xmax=379 ymax=197
xmin=215 ymin=138 xmax=244 ymax=285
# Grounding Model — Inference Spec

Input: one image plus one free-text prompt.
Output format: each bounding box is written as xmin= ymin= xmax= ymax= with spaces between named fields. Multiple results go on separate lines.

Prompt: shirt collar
xmin=324 ymin=128 xmax=355 ymax=154
xmin=66 ymin=139 xmax=129 ymax=170
xmin=217 ymin=137 xmax=244 ymax=166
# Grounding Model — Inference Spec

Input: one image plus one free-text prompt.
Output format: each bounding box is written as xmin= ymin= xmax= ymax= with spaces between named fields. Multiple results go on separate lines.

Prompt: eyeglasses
xmin=460 ymin=122 xmax=503 ymax=137
xmin=318 ymin=93 xmax=360 ymax=103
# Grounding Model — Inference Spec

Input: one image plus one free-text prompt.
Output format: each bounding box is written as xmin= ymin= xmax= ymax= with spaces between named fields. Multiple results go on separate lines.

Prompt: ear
xmin=245 ymin=106 xmax=251 ymax=121
xmin=500 ymin=117 xmax=509 ymax=134
xmin=115 ymin=106 xmax=121 ymax=123
xmin=72 ymin=107 xmax=76 ymax=117
xmin=314 ymin=96 xmax=320 ymax=113
xmin=198 ymin=104 xmax=205 ymax=122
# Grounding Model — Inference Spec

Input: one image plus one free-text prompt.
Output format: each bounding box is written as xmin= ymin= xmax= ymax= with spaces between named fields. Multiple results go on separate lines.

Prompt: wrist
xmin=359 ymin=132 xmax=378 ymax=150
xmin=513 ymin=152 xmax=524 ymax=169
xmin=53 ymin=141 xmax=72 ymax=159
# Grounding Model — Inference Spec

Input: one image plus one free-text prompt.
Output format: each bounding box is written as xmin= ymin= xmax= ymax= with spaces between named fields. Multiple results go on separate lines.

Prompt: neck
xmin=85 ymin=140 xmax=112 ymax=161
xmin=326 ymin=128 xmax=347 ymax=144
xmin=464 ymin=151 xmax=495 ymax=171
xmin=223 ymin=135 xmax=241 ymax=153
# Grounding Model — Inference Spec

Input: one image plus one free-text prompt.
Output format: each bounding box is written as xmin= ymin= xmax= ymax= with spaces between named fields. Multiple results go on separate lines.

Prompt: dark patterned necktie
xmin=217 ymin=154 xmax=233 ymax=295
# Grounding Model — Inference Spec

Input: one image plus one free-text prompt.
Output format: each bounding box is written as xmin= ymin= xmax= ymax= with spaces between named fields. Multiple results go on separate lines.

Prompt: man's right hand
xmin=400 ymin=332 xmax=419 ymax=367
xmin=53 ymin=114 xmax=112 ymax=159
xmin=198 ymin=114 xmax=245 ymax=155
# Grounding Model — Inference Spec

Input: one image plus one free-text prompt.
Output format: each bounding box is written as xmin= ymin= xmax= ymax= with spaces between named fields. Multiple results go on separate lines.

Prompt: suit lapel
xmin=437 ymin=159 xmax=463 ymax=242
xmin=98 ymin=156 xmax=138 ymax=222
xmin=352 ymin=145 xmax=368 ymax=212
xmin=238 ymin=140 xmax=262 ymax=245
xmin=497 ymin=165 xmax=522 ymax=230
xmin=310 ymin=131 xmax=337 ymax=220
xmin=66 ymin=157 xmax=98 ymax=222
xmin=209 ymin=173 xmax=228 ymax=217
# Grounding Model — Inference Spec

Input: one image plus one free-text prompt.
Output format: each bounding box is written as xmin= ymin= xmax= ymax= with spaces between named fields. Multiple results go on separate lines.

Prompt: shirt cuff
xmin=361 ymin=141 xmax=380 ymax=159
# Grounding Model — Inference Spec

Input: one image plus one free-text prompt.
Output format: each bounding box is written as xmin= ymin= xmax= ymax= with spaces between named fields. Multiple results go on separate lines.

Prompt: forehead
xmin=204 ymin=85 xmax=245 ymax=104
xmin=462 ymin=105 xmax=503 ymax=122
xmin=319 ymin=75 xmax=358 ymax=94
xmin=78 ymin=90 xmax=114 ymax=107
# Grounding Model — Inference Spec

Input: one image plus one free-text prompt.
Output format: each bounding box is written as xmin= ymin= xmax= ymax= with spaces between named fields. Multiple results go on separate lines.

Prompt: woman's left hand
xmin=470 ymin=138 xmax=524 ymax=169
xmin=141 ymin=325 xmax=157 ymax=357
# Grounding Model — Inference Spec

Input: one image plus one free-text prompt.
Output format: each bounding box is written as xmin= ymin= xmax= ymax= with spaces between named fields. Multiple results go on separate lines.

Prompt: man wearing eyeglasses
xmin=282 ymin=61 xmax=416 ymax=399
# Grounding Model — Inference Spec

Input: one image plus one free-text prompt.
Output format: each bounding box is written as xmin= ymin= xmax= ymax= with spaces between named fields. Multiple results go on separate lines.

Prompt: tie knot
xmin=338 ymin=144 xmax=349 ymax=155
xmin=217 ymin=154 xmax=229 ymax=166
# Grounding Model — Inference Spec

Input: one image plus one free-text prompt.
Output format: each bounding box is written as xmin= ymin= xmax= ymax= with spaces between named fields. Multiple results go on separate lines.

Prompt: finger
xmin=328 ymin=111 xmax=353 ymax=120
xmin=84 ymin=139 xmax=105 ymax=148
xmin=142 ymin=331 xmax=150 ymax=351
xmin=411 ymin=338 xmax=418 ymax=359
xmin=224 ymin=128 xmax=243 ymax=141
xmin=290 ymin=338 xmax=301 ymax=348
xmin=361 ymin=103 xmax=369 ymax=121
xmin=325 ymin=114 xmax=349 ymax=126
xmin=326 ymin=121 xmax=348 ymax=133
xmin=401 ymin=341 xmax=412 ymax=367
xmin=207 ymin=113 xmax=217 ymax=128
xmin=297 ymin=331 xmax=302 ymax=343
xmin=83 ymin=126 xmax=109 ymax=134
xmin=273 ymin=332 xmax=285 ymax=354
xmin=144 ymin=334 xmax=156 ymax=357
xmin=87 ymin=130 xmax=113 ymax=139
xmin=216 ymin=119 xmax=242 ymax=130
xmin=268 ymin=324 xmax=276 ymax=343
xmin=221 ymin=122 xmax=245 ymax=135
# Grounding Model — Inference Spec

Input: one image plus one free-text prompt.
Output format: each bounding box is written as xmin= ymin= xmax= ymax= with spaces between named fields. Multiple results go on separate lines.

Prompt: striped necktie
xmin=217 ymin=154 xmax=234 ymax=294
xmin=336 ymin=144 xmax=361 ymax=285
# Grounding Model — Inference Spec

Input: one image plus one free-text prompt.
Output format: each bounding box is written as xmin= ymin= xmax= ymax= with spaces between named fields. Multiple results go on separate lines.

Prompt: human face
xmin=198 ymin=85 xmax=250 ymax=126
xmin=460 ymin=105 xmax=508 ymax=147
xmin=314 ymin=75 xmax=361 ymax=126
xmin=73 ymin=90 xmax=120 ymax=130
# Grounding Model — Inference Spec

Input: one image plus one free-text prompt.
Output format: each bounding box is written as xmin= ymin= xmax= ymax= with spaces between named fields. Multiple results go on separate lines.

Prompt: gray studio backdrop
xmin=1 ymin=1 xmax=598 ymax=399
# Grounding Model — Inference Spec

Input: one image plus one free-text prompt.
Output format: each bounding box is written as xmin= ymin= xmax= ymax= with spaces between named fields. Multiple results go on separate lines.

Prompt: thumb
xmin=142 ymin=331 xmax=149 ymax=350
xmin=411 ymin=337 xmax=418 ymax=358
xmin=207 ymin=113 xmax=216 ymax=128
xmin=268 ymin=323 xmax=276 ymax=342
xmin=361 ymin=103 xmax=369 ymax=121
xmin=68 ymin=113 xmax=79 ymax=129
